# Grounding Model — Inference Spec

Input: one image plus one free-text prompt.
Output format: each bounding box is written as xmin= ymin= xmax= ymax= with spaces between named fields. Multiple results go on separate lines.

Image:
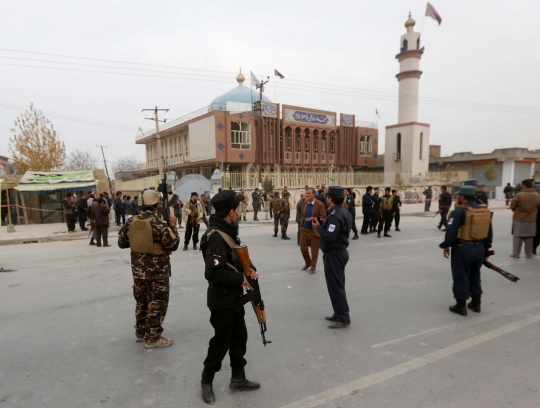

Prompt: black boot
xmin=449 ymin=300 xmax=467 ymax=316
xmin=201 ymin=370 xmax=215 ymax=405
xmin=193 ymin=243 xmax=198 ymax=250
xmin=272 ymin=233 xmax=277 ymax=237
xmin=183 ymin=245 xmax=188 ymax=251
xmin=352 ymin=232 xmax=359 ymax=240
xmin=377 ymin=232 xmax=381 ymax=238
xmin=89 ymin=239 xmax=96 ymax=245
xmin=244 ymin=216 xmax=247 ymax=221
xmin=229 ymin=368 xmax=260 ymax=394
xmin=281 ymin=235 xmax=291 ymax=240
xmin=395 ymin=227 xmax=401 ymax=231
xmin=467 ymin=296 xmax=481 ymax=313
xmin=384 ymin=233 xmax=392 ymax=237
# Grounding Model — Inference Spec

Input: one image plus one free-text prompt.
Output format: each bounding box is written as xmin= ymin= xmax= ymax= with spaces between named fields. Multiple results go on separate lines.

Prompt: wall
xmin=473 ymin=162 xmax=503 ymax=186
xmin=513 ymin=162 xmax=533 ymax=185
xmin=189 ymin=116 xmax=217 ymax=162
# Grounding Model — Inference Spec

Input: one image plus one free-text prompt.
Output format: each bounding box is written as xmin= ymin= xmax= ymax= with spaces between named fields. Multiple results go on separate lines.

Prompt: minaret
xmin=385 ymin=13 xmax=430 ymax=178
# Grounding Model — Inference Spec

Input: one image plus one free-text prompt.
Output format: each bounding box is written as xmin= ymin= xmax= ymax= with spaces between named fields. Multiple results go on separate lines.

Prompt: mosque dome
xmin=209 ymin=71 xmax=271 ymax=110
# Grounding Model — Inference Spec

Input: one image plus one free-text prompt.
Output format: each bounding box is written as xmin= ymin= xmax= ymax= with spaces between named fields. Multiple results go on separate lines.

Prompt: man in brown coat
xmin=299 ymin=188 xmax=327 ymax=273
xmin=90 ymin=198 xmax=111 ymax=247
xmin=510 ymin=179 xmax=540 ymax=258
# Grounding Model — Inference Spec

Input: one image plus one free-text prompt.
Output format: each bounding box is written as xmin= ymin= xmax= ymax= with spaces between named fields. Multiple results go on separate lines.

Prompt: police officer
xmin=279 ymin=191 xmax=291 ymax=240
xmin=199 ymin=190 xmax=260 ymax=405
xmin=311 ymin=186 xmax=353 ymax=329
xmin=391 ymin=189 xmax=402 ymax=231
xmin=370 ymin=187 xmax=381 ymax=233
xmin=437 ymin=185 xmax=452 ymax=231
xmin=345 ymin=188 xmax=358 ymax=240
xmin=378 ymin=187 xmax=394 ymax=238
xmin=271 ymin=192 xmax=281 ymax=237
xmin=117 ymin=189 xmax=180 ymax=348
xmin=440 ymin=185 xmax=493 ymax=316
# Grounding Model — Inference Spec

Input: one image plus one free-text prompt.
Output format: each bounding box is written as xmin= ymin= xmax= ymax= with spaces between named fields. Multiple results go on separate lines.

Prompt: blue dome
xmin=210 ymin=83 xmax=272 ymax=106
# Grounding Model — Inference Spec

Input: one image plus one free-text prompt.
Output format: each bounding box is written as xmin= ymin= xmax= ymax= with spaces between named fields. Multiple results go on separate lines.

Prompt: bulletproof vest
xmin=381 ymin=196 xmax=393 ymax=211
xmin=272 ymin=198 xmax=281 ymax=211
xmin=456 ymin=205 xmax=491 ymax=241
xmin=128 ymin=216 xmax=166 ymax=255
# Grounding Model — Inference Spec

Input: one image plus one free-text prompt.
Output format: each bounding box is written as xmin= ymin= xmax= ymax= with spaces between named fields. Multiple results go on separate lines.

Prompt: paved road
xmin=1 ymin=209 xmax=539 ymax=407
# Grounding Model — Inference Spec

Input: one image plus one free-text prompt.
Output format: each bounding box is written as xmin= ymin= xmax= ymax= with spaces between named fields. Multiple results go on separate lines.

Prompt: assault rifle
xmin=484 ymin=250 xmax=520 ymax=282
xmin=234 ymin=245 xmax=271 ymax=346
xmin=157 ymin=174 xmax=171 ymax=226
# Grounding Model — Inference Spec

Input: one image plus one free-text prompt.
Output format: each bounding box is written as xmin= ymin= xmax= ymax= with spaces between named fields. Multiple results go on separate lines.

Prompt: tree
xmin=262 ymin=177 xmax=274 ymax=195
xmin=484 ymin=162 xmax=498 ymax=182
xmin=533 ymin=166 xmax=540 ymax=181
xmin=112 ymin=156 xmax=138 ymax=180
xmin=9 ymin=103 xmax=66 ymax=173
xmin=64 ymin=149 xmax=97 ymax=170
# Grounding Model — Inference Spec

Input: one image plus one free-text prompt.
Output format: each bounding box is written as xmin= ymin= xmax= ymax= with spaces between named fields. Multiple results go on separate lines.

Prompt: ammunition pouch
xmin=128 ymin=217 xmax=167 ymax=255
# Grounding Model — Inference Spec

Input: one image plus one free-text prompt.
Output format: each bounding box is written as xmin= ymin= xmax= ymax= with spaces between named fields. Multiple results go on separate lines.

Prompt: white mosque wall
xmin=189 ymin=116 xmax=217 ymax=162
xmin=226 ymin=101 xmax=252 ymax=114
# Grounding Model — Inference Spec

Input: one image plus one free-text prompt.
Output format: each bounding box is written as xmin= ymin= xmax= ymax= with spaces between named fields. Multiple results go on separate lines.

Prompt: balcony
xmin=136 ymin=155 xmax=186 ymax=171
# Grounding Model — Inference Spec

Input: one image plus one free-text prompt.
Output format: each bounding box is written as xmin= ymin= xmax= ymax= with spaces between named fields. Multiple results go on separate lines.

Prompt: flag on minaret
xmin=274 ymin=69 xmax=285 ymax=79
xmin=376 ymin=109 xmax=380 ymax=119
xmin=425 ymin=3 xmax=442 ymax=25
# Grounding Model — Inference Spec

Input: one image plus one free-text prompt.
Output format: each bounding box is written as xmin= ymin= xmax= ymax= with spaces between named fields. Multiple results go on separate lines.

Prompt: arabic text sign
xmin=285 ymin=108 xmax=335 ymax=127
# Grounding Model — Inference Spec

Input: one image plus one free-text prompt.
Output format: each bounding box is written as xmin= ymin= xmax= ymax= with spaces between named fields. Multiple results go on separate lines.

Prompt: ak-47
xmin=484 ymin=250 xmax=520 ymax=283
xmin=157 ymin=174 xmax=171 ymax=225
xmin=234 ymin=245 xmax=271 ymax=346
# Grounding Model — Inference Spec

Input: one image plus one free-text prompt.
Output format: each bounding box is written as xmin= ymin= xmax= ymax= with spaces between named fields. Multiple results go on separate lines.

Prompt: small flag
xmin=250 ymin=70 xmax=261 ymax=87
xmin=138 ymin=126 xmax=143 ymax=133
xmin=376 ymin=109 xmax=380 ymax=119
xmin=425 ymin=3 xmax=442 ymax=25
xmin=274 ymin=69 xmax=284 ymax=79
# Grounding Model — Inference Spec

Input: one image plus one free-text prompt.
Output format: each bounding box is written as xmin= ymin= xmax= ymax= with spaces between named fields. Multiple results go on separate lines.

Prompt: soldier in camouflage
xmin=279 ymin=191 xmax=291 ymax=240
xmin=118 ymin=189 xmax=180 ymax=349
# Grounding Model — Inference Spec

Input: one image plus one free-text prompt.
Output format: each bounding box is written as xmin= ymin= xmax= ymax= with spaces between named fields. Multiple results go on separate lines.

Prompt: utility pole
xmin=254 ymin=77 xmax=269 ymax=186
xmin=142 ymin=106 xmax=169 ymax=179
xmin=97 ymin=145 xmax=113 ymax=193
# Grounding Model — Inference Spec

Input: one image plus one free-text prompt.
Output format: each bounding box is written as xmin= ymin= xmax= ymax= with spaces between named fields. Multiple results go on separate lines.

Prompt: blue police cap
xmin=327 ymin=186 xmax=344 ymax=196
xmin=458 ymin=185 xmax=476 ymax=196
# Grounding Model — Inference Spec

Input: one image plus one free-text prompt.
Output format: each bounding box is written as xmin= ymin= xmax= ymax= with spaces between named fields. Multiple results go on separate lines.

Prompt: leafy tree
xmin=64 ymin=149 xmax=97 ymax=170
xmin=262 ymin=177 xmax=274 ymax=195
xmin=532 ymin=166 xmax=540 ymax=181
xmin=484 ymin=162 xmax=497 ymax=182
xmin=9 ymin=103 xmax=66 ymax=173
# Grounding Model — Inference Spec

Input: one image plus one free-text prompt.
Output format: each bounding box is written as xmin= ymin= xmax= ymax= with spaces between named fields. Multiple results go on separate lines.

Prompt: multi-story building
xmin=135 ymin=72 xmax=378 ymax=188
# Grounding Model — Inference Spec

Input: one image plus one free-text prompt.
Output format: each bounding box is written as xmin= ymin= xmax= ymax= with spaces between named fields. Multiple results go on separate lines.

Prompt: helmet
xmin=141 ymin=189 xmax=160 ymax=206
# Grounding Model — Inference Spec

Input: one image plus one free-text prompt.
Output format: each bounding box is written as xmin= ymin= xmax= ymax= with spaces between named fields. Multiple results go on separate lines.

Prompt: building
xmin=135 ymin=72 xmax=379 ymax=188
xmin=384 ymin=14 xmax=430 ymax=177
xmin=429 ymin=147 xmax=540 ymax=198
xmin=0 ymin=155 xmax=8 ymax=176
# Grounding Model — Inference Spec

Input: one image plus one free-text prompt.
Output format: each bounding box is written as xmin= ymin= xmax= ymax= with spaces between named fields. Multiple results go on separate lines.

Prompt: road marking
xmin=280 ymin=315 xmax=540 ymax=408
xmin=371 ymin=300 xmax=540 ymax=348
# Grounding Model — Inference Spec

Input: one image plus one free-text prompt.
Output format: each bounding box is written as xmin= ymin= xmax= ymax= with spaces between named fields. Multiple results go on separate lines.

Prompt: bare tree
xmin=64 ymin=149 xmax=97 ymax=171
xmin=112 ymin=156 xmax=138 ymax=180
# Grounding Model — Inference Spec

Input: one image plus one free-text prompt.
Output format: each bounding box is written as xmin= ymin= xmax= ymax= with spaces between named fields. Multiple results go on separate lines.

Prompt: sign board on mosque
xmin=282 ymin=105 xmax=336 ymax=127
xmin=341 ymin=114 xmax=355 ymax=127
xmin=261 ymin=102 xmax=278 ymax=118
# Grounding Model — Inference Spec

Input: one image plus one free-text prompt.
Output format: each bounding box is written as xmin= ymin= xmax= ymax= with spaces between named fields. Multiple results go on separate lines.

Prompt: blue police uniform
xmin=439 ymin=186 xmax=493 ymax=316
xmin=316 ymin=187 xmax=353 ymax=327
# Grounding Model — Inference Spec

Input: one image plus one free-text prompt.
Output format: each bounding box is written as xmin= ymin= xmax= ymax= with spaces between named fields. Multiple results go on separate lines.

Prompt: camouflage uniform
xmin=279 ymin=198 xmax=291 ymax=236
xmin=118 ymin=211 xmax=180 ymax=342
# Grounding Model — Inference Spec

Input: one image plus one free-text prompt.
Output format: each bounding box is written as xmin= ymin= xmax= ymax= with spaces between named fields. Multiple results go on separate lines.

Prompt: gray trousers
xmin=513 ymin=236 xmax=534 ymax=257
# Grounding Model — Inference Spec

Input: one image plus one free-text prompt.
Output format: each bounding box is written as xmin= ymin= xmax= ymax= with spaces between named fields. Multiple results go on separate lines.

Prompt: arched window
xmin=403 ymin=39 xmax=408 ymax=51
xmin=419 ymin=132 xmax=423 ymax=160
xmin=321 ymin=130 xmax=327 ymax=153
xmin=397 ymin=133 xmax=401 ymax=160
xmin=295 ymin=128 xmax=301 ymax=152
xmin=285 ymin=127 xmax=292 ymax=151
xmin=304 ymin=128 xmax=310 ymax=152
xmin=330 ymin=131 xmax=336 ymax=153
xmin=313 ymin=130 xmax=319 ymax=152
xmin=416 ymin=38 xmax=420 ymax=50
xmin=360 ymin=136 xmax=372 ymax=156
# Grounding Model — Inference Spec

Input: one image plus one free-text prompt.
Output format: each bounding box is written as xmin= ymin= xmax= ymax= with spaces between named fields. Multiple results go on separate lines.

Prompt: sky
xmin=1 ymin=0 xmax=539 ymax=172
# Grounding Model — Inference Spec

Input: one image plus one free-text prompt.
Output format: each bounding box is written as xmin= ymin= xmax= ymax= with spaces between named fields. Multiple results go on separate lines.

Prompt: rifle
xmin=483 ymin=250 xmax=519 ymax=282
xmin=157 ymin=174 xmax=171 ymax=226
xmin=234 ymin=245 xmax=271 ymax=346
xmin=433 ymin=209 xmax=442 ymax=218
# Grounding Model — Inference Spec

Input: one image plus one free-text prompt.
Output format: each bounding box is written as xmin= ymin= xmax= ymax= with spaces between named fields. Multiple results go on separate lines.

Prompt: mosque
xmin=134 ymin=14 xmax=429 ymax=190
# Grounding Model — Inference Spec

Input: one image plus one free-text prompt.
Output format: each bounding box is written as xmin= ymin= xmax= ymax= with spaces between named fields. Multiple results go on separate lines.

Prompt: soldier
xmin=311 ymin=186 xmax=352 ymax=329
xmin=423 ymin=186 xmax=433 ymax=212
xmin=271 ymin=192 xmax=281 ymax=237
xmin=184 ymin=192 xmax=203 ymax=251
xmin=503 ymin=183 xmax=513 ymax=206
xmin=279 ymin=191 xmax=291 ymax=240
xmin=345 ymin=188 xmax=358 ymax=239
xmin=377 ymin=187 xmax=394 ymax=238
xmin=440 ymin=185 xmax=493 ymax=316
xmin=239 ymin=188 xmax=247 ymax=221
xmin=252 ymin=188 xmax=261 ymax=221
xmin=199 ymin=190 xmax=260 ymax=405
xmin=437 ymin=185 xmax=452 ymax=231
xmin=296 ymin=193 xmax=305 ymax=245
xmin=370 ymin=187 xmax=381 ymax=233
xmin=360 ymin=186 xmax=373 ymax=235
xmin=391 ymin=189 xmax=402 ymax=231
xmin=117 ymin=189 xmax=180 ymax=348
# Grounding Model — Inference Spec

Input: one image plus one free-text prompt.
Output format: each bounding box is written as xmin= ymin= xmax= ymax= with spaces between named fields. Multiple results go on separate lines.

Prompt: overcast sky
xmin=1 ymin=0 xmax=539 ymax=171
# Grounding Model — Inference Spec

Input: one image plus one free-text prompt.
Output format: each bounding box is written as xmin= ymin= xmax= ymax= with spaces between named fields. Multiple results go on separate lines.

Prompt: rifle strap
xmin=207 ymin=229 xmax=241 ymax=272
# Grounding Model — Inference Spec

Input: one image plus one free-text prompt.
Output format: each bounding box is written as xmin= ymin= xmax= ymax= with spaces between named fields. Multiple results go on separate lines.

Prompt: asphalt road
xmin=1 ymin=209 xmax=539 ymax=408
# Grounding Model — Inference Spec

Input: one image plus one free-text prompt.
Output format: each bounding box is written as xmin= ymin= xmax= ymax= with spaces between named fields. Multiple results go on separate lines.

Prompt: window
xmin=184 ymin=135 xmax=189 ymax=156
xmin=397 ymin=133 xmax=401 ymax=160
xmin=321 ymin=130 xmax=327 ymax=153
xmin=295 ymin=128 xmax=301 ymax=152
xmin=330 ymin=131 xmax=336 ymax=153
xmin=417 ymin=38 xmax=420 ymax=50
xmin=360 ymin=135 xmax=372 ymax=156
xmin=313 ymin=130 xmax=319 ymax=152
xmin=285 ymin=127 xmax=292 ymax=151
xmin=231 ymin=121 xmax=251 ymax=149
xmin=419 ymin=132 xmax=423 ymax=160
xmin=304 ymin=129 xmax=310 ymax=152
xmin=403 ymin=39 xmax=408 ymax=51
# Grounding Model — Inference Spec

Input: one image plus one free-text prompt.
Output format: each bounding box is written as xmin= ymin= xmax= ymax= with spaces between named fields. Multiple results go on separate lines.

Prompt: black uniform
xmin=439 ymin=201 xmax=493 ymax=301
xmin=423 ymin=188 xmax=433 ymax=212
xmin=438 ymin=191 xmax=452 ymax=229
xmin=200 ymin=215 xmax=255 ymax=382
xmin=476 ymin=190 xmax=489 ymax=206
xmin=317 ymin=205 xmax=353 ymax=323
xmin=344 ymin=194 xmax=357 ymax=235
xmin=392 ymin=195 xmax=401 ymax=229
xmin=370 ymin=193 xmax=381 ymax=232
